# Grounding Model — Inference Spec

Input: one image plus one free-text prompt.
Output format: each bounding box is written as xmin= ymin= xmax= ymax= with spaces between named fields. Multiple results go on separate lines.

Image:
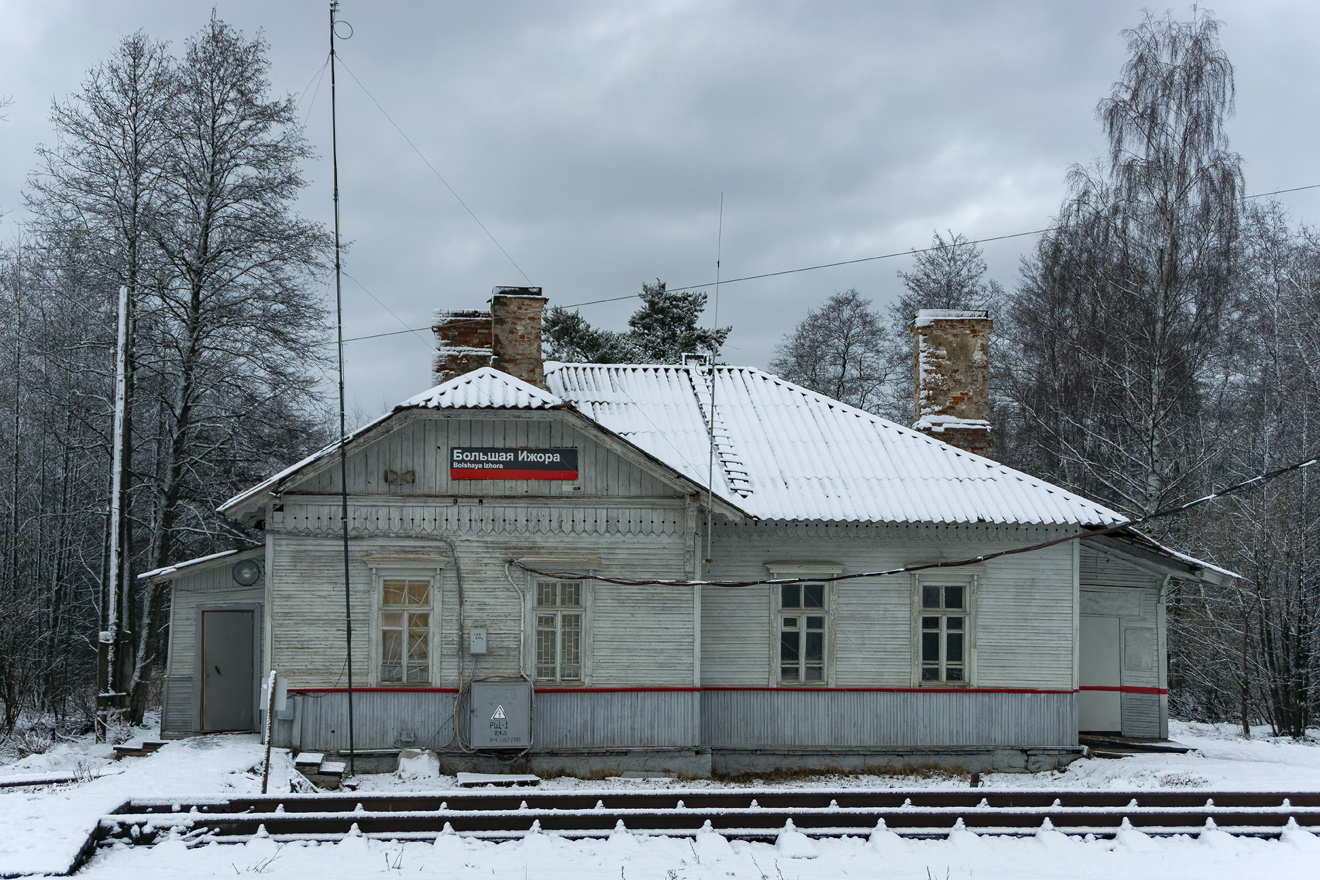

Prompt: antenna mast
xmin=329 ymin=0 xmax=356 ymax=777
xmin=704 ymin=194 xmax=723 ymax=575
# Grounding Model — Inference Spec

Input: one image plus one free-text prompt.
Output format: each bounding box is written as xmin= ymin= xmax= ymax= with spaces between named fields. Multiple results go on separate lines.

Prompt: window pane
xmin=781 ymin=665 xmax=800 ymax=681
xmin=921 ymin=615 xmax=939 ymax=631
xmin=922 ymin=631 xmax=940 ymax=663
xmin=383 ymin=581 xmax=406 ymax=606
xmin=946 ymin=615 xmax=963 ymax=631
xmin=407 ymin=663 xmax=427 ymax=683
xmin=806 ymin=616 xmax=825 ymax=630
xmin=405 ymin=581 xmax=430 ymax=606
xmin=781 ymin=584 xmax=800 ymax=608
xmin=407 ymin=631 xmax=427 ymax=663
xmin=409 ymin=612 xmax=429 ymax=630
xmin=382 ymin=630 xmax=402 ymax=666
xmin=804 ymin=584 xmax=824 ymax=609
xmin=944 ymin=586 xmax=964 ymax=610
xmin=922 ymin=585 xmax=940 ymax=609
xmin=560 ymin=581 xmax=581 ymax=608
xmin=536 ymin=613 xmax=555 ymax=629
xmin=804 ymin=665 xmax=824 ymax=681
xmin=947 ymin=632 xmax=964 ymax=663
xmin=805 ymin=631 xmax=823 ymax=662
xmin=946 ymin=666 xmax=963 ymax=682
xmin=921 ymin=666 xmax=940 ymax=681
xmin=381 ymin=611 xmax=403 ymax=629
xmin=780 ymin=631 xmax=800 ymax=664
xmin=536 ymin=582 xmax=556 ymax=607
xmin=782 ymin=616 xmax=798 ymax=629
xmin=561 ymin=613 xmax=581 ymax=677
xmin=535 ymin=629 xmax=556 ymax=679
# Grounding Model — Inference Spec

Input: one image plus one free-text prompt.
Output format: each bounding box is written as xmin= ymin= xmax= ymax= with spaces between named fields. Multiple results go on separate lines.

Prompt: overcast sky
xmin=3 ymin=1 xmax=1319 ymax=416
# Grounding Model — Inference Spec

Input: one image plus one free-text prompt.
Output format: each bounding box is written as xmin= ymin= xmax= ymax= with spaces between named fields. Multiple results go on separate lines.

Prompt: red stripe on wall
xmin=1079 ymin=685 xmax=1168 ymax=695
xmin=449 ymin=468 xmax=578 ymax=480
xmin=289 ymin=686 xmax=1078 ymax=695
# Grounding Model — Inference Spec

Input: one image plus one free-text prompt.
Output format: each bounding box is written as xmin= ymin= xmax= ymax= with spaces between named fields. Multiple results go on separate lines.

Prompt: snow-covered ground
xmin=1 ymin=721 xmax=1318 ymax=878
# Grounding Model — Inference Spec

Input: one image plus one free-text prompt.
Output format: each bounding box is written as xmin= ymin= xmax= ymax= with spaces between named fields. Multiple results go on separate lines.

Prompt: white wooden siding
xmin=162 ymin=552 xmax=265 ymax=736
xmin=703 ymin=522 xmax=1079 ymax=690
xmin=285 ymin=411 xmax=686 ymax=500
xmin=268 ymin=524 xmax=694 ymax=691
xmin=1079 ymin=545 xmax=1167 ymax=738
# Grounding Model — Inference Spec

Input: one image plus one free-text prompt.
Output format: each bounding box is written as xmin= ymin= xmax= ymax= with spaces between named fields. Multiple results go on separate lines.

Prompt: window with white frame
xmin=380 ymin=578 xmax=431 ymax=684
xmin=919 ymin=581 xmax=969 ymax=683
xmin=534 ymin=580 xmax=583 ymax=683
xmin=778 ymin=582 xmax=828 ymax=683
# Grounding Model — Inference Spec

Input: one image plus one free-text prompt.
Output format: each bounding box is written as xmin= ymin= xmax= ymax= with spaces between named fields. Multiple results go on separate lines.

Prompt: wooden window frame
xmin=765 ymin=562 xmax=842 ymax=688
xmin=531 ymin=578 xmax=589 ymax=685
xmin=368 ymin=563 xmax=442 ymax=687
xmin=911 ymin=573 xmax=977 ymax=687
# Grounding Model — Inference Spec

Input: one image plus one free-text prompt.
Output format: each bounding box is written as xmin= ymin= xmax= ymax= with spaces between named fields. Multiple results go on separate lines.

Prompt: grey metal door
xmin=1079 ymin=615 xmax=1122 ymax=732
xmin=202 ymin=610 xmax=255 ymax=731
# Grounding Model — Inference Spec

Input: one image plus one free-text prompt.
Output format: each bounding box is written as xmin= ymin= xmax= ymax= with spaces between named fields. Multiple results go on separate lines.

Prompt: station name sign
xmin=450 ymin=447 xmax=579 ymax=481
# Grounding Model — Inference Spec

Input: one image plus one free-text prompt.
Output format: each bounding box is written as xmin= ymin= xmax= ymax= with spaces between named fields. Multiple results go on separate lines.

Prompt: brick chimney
xmin=491 ymin=287 xmax=547 ymax=389
xmin=910 ymin=309 xmax=993 ymax=459
xmin=432 ymin=287 xmax=548 ymax=389
xmin=432 ymin=309 xmax=493 ymax=385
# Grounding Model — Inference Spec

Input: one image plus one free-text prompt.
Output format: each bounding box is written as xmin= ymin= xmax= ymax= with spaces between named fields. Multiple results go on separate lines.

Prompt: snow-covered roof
xmin=547 ymin=363 xmax=1124 ymax=527
xmin=221 ymin=362 xmax=1124 ymax=528
xmin=139 ymin=547 xmax=260 ymax=583
xmin=219 ymin=368 xmax=569 ymax=518
xmin=401 ymin=367 xmax=565 ymax=410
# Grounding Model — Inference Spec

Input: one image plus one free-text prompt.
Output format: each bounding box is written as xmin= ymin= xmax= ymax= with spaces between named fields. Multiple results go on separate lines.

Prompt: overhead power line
xmin=334 ymin=181 xmax=1320 ymax=340
xmin=333 ymin=54 xmax=532 ymax=285
xmin=513 ymin=450 xmax=1320 ymax=588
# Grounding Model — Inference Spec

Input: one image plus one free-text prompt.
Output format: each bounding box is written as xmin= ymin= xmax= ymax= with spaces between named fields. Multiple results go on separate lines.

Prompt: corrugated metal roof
xmin=401 ymin=366 xmax=565 ymax=409
xmin=546 ymin=363 xmax=1125 ymax=527
xmin=221 ymin=363 xmax=1123 ymax=528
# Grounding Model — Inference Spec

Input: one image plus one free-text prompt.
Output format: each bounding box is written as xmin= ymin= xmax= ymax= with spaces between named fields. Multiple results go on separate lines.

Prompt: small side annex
xmin=149 ymin=295 xmax=1232 ymax=775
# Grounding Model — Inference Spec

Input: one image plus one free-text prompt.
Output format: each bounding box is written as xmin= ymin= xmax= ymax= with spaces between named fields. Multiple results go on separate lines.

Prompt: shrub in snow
xmin=774 ymin=819 xmax=819 ymax=859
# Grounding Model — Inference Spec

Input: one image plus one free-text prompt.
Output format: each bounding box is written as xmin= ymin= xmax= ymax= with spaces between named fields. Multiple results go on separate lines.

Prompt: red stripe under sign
xmin=450 ymin=468 xmax=578 ymax=480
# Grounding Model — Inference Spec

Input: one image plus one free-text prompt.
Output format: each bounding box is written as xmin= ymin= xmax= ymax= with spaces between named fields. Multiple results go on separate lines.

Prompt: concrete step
xmin=112 ymin=740 xmax=167 ymax=759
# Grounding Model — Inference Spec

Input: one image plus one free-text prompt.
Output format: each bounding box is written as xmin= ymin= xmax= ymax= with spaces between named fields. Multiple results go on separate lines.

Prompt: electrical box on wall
xmin=468 ymin=681 xmax=532 ymax=748
xmin=469 ymin=628 xmax=488 ymax=654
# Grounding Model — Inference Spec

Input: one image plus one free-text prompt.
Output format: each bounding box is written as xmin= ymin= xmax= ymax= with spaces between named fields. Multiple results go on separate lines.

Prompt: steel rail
xmin=95 ymin=789 xmax=1320 ymax=847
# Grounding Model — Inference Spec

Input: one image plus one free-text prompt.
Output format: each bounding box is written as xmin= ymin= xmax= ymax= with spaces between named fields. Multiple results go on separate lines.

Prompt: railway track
xmin=97 ymin=789 xmax=1320 ymax=847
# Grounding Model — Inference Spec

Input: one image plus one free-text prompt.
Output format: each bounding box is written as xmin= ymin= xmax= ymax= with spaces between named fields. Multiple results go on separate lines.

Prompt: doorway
xmin=201 ymin=610 xmax=255 ymax=731
xmin=1079 ymin=614 xmax=1121 ymax=732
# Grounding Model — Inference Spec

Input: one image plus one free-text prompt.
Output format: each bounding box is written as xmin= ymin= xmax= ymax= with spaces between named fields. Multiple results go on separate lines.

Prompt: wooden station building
xmin=146 ymin=291 xmax=1232 ymax=775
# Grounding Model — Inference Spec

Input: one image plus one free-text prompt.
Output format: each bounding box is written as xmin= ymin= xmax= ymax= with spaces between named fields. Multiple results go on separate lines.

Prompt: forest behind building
xmin=1 ymin=10 xmax=1317 ymax=740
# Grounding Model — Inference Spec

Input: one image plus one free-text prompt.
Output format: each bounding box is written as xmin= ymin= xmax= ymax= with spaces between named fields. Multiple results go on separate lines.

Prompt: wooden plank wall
xmin=291 ymin=411 xmax=684 ymax=500
xmin=1079 ymin=544 xmax=1166 ymax=738
xmin=267 ymin=513 xmax=695 ymax=691
xmin=702 ymin=521 xmax=1079 ymax=690
xmin=161 ymin=552 xmax=265 ymax=737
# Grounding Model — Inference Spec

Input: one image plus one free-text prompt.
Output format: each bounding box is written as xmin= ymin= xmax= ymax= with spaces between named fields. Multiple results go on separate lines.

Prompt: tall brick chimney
xmin=910 ymin=309 xmax=993 ymax=459
xmin=432 ymin=287 xmax=548 ymax=389
xmin=490 ymin=287 xmax=547 ymax=389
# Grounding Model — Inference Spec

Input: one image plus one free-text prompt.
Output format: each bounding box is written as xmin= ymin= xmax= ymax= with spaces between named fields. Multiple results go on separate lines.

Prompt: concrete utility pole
xmin=97 ymin=285 xmax=131 ymax=741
